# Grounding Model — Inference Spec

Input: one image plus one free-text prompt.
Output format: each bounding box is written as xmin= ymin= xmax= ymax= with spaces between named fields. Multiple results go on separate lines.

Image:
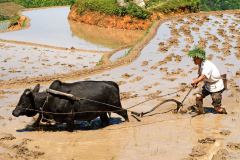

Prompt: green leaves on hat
xmin=188 ymin=47 xmax=206 ymax=60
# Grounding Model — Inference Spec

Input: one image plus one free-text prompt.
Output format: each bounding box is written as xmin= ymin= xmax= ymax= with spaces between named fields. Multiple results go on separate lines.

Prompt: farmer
xmin=188 ymin=47 xmax=227 ymax=114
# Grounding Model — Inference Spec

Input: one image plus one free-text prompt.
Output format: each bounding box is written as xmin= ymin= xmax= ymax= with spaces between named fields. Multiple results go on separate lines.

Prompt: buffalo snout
xmin=12 ymin=108 xmax=21 ymax=117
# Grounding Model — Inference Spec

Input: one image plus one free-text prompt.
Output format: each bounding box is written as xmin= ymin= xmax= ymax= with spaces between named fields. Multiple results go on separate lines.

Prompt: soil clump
xmin=189 ymin=145 xmax=207 ymax=157
xmin=227 ymin=142 xmax=240 ymax=150
xmin=198 ymin=137 xmax=216 ymax=144
xmin=219 ymin=130 xmax=231 ymax=136
xmin=211 ymin=149 xmax=229 ymax=160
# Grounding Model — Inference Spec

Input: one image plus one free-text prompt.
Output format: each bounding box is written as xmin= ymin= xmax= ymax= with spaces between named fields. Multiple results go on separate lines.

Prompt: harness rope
xmin=126 ymin=87 xmax=186 ymax=110
xmin=23 ymin=87 xmax=193 ymax=119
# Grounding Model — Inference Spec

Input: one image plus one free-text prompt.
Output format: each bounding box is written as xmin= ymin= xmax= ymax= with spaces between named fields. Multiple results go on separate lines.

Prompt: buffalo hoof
xmin=179 ymin=108 xmax=188 ymax=114
xmin=100 ymin=113 xmax=110 ymax=127
xmin=172 ymin=109 xmax=178 ymax=114
xmin=67 ymin=126 xmax=74 ymax=132
xmin=32 ymin=122 xmax=40 ymax=128
xmin=66 ymin=121 xmax=75 ymax=132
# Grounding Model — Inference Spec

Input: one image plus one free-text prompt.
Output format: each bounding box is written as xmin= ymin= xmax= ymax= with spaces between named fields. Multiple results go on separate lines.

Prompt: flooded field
xmin=0 ymin=42 xmax=103 ymax=81
xmin=0 ymin=7 xmax=144 ymax=51
xmin=84 ymin=13 xmax=240 ymax=96
xmin=0 ymin=8 xmax=239 ymax=160
xmin=0 ymin=6 xmax=145 ymax=82
xmin=0 ymin=7 xmax=111 ymax=51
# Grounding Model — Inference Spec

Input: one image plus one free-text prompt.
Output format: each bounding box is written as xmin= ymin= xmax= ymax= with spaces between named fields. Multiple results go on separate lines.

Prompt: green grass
xmin=76 ymin=0 xmax=150 ymax=19
xmin=77 ymin=0 xmax=120 ymax=15
xmin=9 ymin=15 xmax=20 ymax=24
xmin=75 ymin=0 xmax=200 ymax=18
xmin=125 ymin=2 xmax=150 ymax=19
xmin=146 ymin=0 xmax=240 ymax=12
xmin=21 ymin=17 xmax=27 ymax=27
xmin=146 ymin=0 xmax=200 ymax=13
xmin=0 ymin=2 xmax=23 ymax=21
xmin=13 ymin=0 xmax=75 ymax=8
xmin=0 ymin=0 xmax=12 ymax=2
xmin=2 ymin=0 xmax=239 ymax=24
xmin=96 ymin=56 xmax=104 ymax=66
xmin=0 ymin=0 xmax=76 ymax=21
xmin=199 ymin=0 xmax=240 ymax=11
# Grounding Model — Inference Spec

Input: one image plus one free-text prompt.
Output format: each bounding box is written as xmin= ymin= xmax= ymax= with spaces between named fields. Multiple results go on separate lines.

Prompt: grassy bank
xmin=75 ymin=0 xmax=240 ymax=19
xmin=0 ymin=2 xmax=23 ymax=22
xmin=0 ymin=0 xmax=76 ymax=22
xmin=76 ymin=0 xmax=150 ymax=19
xmin=75 ymin=0 xmax=200 ymax=19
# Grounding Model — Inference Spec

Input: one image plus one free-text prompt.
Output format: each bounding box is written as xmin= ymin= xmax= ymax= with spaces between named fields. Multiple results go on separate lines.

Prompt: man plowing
xmin=188 ymin=47 xmax=227 ymax=114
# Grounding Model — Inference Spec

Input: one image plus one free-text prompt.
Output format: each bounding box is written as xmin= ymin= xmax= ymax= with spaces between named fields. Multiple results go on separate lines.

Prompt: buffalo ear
xmin=32 ymin=84 xmax=40 ymax=93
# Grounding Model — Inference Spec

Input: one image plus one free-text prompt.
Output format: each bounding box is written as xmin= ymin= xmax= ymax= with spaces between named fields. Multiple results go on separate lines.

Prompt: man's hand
xmin=191 ymin=74 xmax=206 ymax=88
xmin=191 ymin=79 xmax=198 ymax=88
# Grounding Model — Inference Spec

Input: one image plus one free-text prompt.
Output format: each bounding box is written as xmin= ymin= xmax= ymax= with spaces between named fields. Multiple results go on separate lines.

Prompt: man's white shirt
xmin=200 ymin=60 xmax=224 ymax=92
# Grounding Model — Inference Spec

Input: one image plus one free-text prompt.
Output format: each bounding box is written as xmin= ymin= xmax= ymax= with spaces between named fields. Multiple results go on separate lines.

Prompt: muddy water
xmin=0 ymin=12 xmax=240 ymax=160
xmin=0 ymin=7 xmax=109 ymax=51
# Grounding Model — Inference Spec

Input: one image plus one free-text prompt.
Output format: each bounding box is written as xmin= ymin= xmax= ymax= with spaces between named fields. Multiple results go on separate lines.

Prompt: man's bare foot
xmin=214 ymin=107 xmax=227 ymax=114
xmin=198 ymin=107 xmax=205 ymax=114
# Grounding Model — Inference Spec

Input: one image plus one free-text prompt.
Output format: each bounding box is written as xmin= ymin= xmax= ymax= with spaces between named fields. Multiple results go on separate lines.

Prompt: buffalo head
xmin=12 ymin=84 xmax=40 ymax=117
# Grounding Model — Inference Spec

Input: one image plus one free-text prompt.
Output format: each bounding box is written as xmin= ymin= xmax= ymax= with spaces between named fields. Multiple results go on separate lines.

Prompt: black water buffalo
xmin=12 ymin=80 xmax=129 ymax=130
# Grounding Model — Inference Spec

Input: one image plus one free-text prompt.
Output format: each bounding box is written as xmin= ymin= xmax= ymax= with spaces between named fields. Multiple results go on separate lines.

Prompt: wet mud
xmin=0 ymin=9 xmax=240 ymax=160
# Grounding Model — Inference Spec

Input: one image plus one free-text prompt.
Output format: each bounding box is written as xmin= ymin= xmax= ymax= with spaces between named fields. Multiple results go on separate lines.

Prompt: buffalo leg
xmin=66 ymin=119 xmax=74 ymax=132
xmin=116 ymin=110 xmax=129 ymax=122
xmin=100 ymin=113 xmax=109 ymax=127
xmin=32 ymin=114 xmax=42 ymax=127
xmin=107 ymin=112 xmax=111 ymax=118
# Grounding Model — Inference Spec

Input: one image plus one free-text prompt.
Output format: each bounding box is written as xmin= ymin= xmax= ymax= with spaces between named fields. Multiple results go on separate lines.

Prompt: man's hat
xmin=188 ymin=47 xmax=206 ymax=60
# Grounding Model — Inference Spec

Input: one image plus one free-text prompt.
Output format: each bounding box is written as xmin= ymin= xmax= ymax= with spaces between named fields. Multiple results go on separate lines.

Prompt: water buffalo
xmin=12 ymin=80 xmax=129 ymax=131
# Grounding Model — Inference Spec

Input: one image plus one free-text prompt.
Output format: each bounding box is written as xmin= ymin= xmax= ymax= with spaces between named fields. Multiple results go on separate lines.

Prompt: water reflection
xmin=69 ymin=21 xmax=144 ymax=49
xmin=0 ymin=6 xmax=145 ymax=51
xmin=0 ymin=7 xmax=112 ymax=51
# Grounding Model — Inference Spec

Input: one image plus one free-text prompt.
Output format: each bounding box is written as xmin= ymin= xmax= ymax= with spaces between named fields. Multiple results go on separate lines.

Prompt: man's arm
xmin=191 ymin=74 xmax=206 ymax=87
